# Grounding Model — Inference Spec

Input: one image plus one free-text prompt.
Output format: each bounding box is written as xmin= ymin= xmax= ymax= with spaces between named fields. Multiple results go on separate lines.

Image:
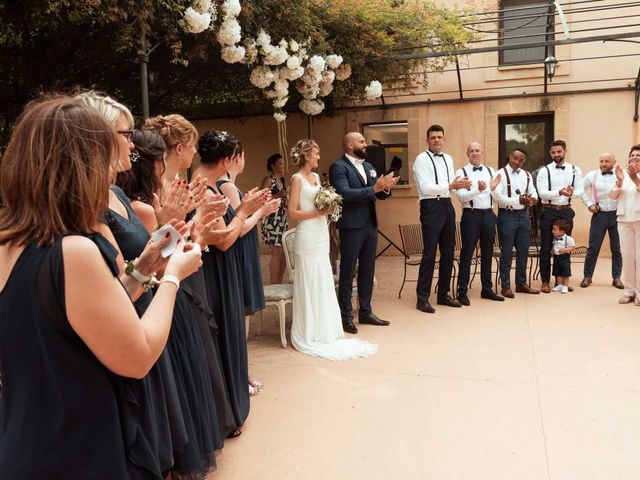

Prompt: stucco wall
xmin=192 ymin=89 xmax=640 ymax=257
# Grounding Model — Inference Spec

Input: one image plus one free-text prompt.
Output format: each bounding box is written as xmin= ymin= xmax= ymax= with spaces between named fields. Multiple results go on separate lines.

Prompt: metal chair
xmin=398 ymin=224 xmax=455 ymax=298
xmin=259 ymin=228 xmax=295 ymax=348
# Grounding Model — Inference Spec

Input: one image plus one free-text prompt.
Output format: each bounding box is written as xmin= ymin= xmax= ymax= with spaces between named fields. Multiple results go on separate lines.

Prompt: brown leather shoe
xmin=515 ymin=284 xmax=540 ymax=294
xmin=612 ymin=278 xmax=624 ymax=289
xmin=541 ymin=282 xmax=551 ymax=293
xmin=501 ymin=288 xmax=515 ymax=299
xmin=580 ymin=277 xmax=592 ymax=288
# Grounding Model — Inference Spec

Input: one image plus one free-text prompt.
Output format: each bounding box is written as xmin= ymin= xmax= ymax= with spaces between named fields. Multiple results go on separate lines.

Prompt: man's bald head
xmin=343 ymin=132 xmax=368 ymax=159
xmin=599 ymin=152 xmax=616 ymax=172
xmin=466 ymin=142 xmax=483 ymax=167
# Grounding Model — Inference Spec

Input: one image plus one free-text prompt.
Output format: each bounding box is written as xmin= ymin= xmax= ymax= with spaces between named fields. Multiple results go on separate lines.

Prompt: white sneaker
xmin=552 ymin=285 xmax=563 ymax=292
xmin=561 ymin=286 xmax=569 ymax=294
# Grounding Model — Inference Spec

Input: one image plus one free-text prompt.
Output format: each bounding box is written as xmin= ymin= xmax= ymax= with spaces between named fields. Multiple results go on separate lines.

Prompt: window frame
xmin=498 ymin=113 xmax=555 ymax=172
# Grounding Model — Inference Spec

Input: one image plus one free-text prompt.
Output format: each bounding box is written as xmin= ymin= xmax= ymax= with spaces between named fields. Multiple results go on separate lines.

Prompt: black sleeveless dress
xmin=218 ymin=179 xmax=265 ymax=316
xmin=108 ymin=187 xmax=217 ymax=478
xmin=181 ymin=267 xmax=237 ymax=442
xmin=106 ymin=186 xmax=185 ymax=477
xmin=0 ymin=233 xmax=153 ymax=479
xmin=201 ymin=183 xmax=250 ymax=427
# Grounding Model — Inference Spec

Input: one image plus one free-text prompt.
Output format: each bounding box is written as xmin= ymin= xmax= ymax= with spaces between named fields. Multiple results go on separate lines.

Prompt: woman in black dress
xmin=218 ymin=144 xmax=281 ymax=394
xmin=192 ymin=130 xmax=266 ymax=436
xmin=119 ymin=128 xmax=238 ymax=447
xmin=0 ymin=97 xmax=202 ymax=479
xmin=77 ymin=91 xmax=188 ymax=478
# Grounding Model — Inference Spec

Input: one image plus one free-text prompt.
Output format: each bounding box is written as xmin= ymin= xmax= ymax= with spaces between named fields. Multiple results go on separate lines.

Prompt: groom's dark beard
xmin=354 ymin=146 xmax=367 ymax=160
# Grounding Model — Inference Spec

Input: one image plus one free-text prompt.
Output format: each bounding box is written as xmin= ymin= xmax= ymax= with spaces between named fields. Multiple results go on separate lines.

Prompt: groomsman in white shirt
xmin=490 ymin=148 xmax=540 ymax=298
xmin=579 ymin=152 xmax=624 ymax=288
xmin=536 ymin=140 xmax=584 ymax=293
xmin=413 ymin=124 xmax=471 ymax=313
xmin=455 ymin=142 xmax=504 ymax=304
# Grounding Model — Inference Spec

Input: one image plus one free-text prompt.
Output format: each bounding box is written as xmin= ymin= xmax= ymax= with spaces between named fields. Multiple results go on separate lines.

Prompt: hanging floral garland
xmin=181 ymin=0 xmax=382 ymax=166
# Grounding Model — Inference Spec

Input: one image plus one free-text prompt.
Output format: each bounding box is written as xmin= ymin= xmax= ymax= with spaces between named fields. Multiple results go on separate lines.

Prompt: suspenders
xmin=426 ymin=150 xmax=450 ymax=185
xmin=503 ymin=167 xmax=530 ymax=198
xmin=545 ymin=164 xmax=576 ymax=205
xmin=461 ymin=166 xmax=494 ymax=208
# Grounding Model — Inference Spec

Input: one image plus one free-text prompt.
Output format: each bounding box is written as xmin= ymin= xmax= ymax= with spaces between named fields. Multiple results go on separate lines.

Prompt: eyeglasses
xmin=117 ymin=130 xmax=134 ymax=142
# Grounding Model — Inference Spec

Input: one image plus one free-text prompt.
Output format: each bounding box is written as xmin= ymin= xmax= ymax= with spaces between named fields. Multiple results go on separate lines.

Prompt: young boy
xmin=551 ymin=219 xmax=576 ymax=293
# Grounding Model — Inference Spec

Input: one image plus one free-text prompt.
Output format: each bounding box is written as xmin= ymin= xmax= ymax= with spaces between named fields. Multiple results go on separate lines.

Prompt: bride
xmin=287 ymin=139 xmax=378 ymax=360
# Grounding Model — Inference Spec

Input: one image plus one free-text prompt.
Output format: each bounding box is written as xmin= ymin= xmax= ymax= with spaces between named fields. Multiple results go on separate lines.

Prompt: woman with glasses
xmin=0 ymin=96 xmax=202 ymax=479
xmin=80 ymin=93 xmax=221 ymax=478
xmin=609 ymin=144 xmax=640 ymax=305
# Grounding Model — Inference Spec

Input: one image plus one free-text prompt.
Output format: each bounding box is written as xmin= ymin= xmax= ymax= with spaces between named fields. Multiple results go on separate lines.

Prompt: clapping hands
xmin=559 ymin=185 xmax=574 ymax=197
xmin=449 ymin=175 xmax=472 ymax=191
xmin=153 ymin=176 xmax=210 ymax=225
xmin=615 ymin=164 xmax=625 ymax=187
xmin=489 ymin=173 xmax=502 ymax=191
xmin=373 ymin=172 xmax=399 ymax=193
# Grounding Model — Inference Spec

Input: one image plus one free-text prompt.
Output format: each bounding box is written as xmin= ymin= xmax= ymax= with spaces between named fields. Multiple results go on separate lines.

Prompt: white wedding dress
xmin=290 ymin=172 xmax=378 ymax=360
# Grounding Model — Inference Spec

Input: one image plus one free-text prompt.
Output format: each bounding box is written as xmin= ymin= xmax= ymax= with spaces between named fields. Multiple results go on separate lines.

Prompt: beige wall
xmin=192 ymin=88 xmax=639 ymax=257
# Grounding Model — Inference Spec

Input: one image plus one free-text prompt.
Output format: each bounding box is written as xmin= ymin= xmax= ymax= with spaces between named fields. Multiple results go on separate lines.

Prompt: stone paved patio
xmin=210 ymin=255 xmax=640 ymax=480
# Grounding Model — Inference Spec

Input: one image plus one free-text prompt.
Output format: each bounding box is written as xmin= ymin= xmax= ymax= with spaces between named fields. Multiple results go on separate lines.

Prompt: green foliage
xmin=0 ymin=0 xmax=475 ymax=146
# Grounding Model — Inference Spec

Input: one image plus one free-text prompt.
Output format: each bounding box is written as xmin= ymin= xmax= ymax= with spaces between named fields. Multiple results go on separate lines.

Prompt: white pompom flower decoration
xmin=182 ymin=7 xmax=211 ymax=34
xmin=299 ymin=99 xmax=325 ymax=116
xmin=221 ymin=45 xmax=246 ymax=64
xmin=286 ymin=55 xmax=301 ymax=70
xmin=274 ymin=111 xmax=288 ymax=122
xmin=217 ymin=17 xmax=242 ymax=46
xmin=325 ymin=54 xmax=343 ymax=69
xmin=256 ymin=29 xmax=271 ymax=50
xmin=250 ymin=66 xmax=276 ymax=89
xmin=307 ymin=55 xmax=326 ymax=73
xmin=365 ymin=80 xmax=383 ymax=100
xmin=222 ymin=0 xmax=241 ymax=17
xmin=273 ymin=97 xmax=288 ymax=109
xmin=264 ymin=45 xmax=288 ymax=66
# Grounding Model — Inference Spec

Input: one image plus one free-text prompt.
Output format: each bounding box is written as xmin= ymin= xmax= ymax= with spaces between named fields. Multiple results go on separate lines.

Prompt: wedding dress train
xmin=290 ymin=173 xmax=378 ymax=360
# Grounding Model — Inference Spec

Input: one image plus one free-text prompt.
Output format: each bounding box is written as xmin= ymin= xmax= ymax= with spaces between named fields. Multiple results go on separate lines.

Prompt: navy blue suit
xmin=329 ymin=156 xmax=391 ymax=322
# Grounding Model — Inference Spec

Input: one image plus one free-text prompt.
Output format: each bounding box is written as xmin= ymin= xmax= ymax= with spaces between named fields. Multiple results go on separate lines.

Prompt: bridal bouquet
xmin=314 ymin=185 xmax=343 ymax=222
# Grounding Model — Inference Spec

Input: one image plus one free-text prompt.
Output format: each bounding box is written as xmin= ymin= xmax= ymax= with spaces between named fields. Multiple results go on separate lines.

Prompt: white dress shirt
xmin=552 ymin=233 xmax=576 ymax=255
xmin=455 ymin=163 xmax=495 ymax=209
xmin=536 ymin=162 xmax=584 ymax=205
xmin=491 ymin=164 xmax=538 ymax=210
xmin=413 ymin=150 xmax=454 ymax=200
xmin=345 ymin=153 xmax=367 ymax=183
xmin=609 ymin=172 xmax=640 ymax=223
xmin=581 ymin=169 xmax=618 ymax=212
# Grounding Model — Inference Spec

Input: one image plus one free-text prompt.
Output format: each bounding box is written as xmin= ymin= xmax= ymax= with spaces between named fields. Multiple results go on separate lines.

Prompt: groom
xmin=329 ymin=132 xmax=399 ymax=334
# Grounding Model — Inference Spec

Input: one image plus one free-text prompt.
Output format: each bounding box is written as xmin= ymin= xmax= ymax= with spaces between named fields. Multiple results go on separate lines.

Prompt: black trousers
xmin=584 ymin=210 xmax=622 ymax=279
xmin=539 ymin=206 xmax=575 ymax=283
xmin=417 ymin=198 xmax=455 ymax=302
xmin=338 ymin=221 xmax=377 ymax=321
xmin=457 ymin=208 xmax=497 ymax=295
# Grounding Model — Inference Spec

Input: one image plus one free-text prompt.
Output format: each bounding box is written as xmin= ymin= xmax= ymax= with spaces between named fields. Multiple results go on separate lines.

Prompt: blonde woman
xmin=287 ymin=139 xmax=378 ymax=360
xmin=0 ymin=96 xmax=201 ymax=478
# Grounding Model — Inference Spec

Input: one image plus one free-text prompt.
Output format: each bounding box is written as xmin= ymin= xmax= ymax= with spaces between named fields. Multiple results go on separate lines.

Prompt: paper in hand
xmin=150 ymin=224 xmax=182 ymax=258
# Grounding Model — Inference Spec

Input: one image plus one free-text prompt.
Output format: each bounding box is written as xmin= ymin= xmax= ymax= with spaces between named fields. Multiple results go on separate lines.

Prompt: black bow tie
xmin=473 ymin=166 xmax=483 ymax=172
xmin=555 ymin=236 xmax=564 ymax=241
xmin=512 ymin=169 xmax=520 ymax=174
xmin=429 ymin=150 xmax=444 ymax=157
xmin=555 ymin=165 xmax=565 ymax=170
xmin=602 ymin=171 xmax=613 ymax=175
